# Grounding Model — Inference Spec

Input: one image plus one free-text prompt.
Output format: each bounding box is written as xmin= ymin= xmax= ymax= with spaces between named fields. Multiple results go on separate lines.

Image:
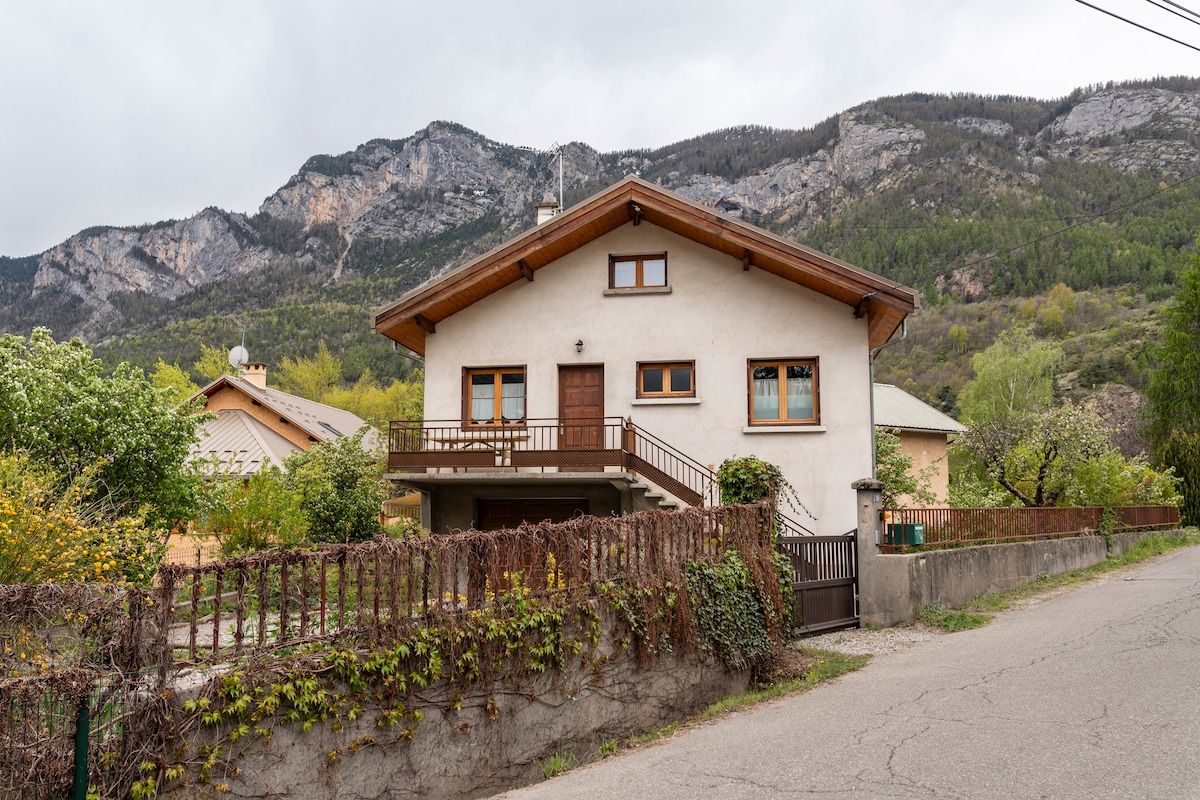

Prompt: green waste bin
xmin=886 ymin=522 xmax=925 ymax=546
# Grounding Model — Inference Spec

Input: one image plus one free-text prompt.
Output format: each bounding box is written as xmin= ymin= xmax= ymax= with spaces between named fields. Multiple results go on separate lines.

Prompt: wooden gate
xmin=777 ymin=533 xmax=858 ymax=634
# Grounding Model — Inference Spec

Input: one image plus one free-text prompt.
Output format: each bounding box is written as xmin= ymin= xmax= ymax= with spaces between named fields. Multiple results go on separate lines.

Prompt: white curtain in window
xmin=471 ymin=382 xmax=495 ymax=422
xmin=786 ymin=367 xmax=813 ymax=419
xmin=501 ymin=379 xmax=525 ymax=421
xmin=753 ymin=367 xmax=779 ymax=420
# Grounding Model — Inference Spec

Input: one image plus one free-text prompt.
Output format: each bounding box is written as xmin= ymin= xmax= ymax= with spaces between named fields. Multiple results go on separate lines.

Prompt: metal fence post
xmin=73 ymin=692 xmax=89 ymax=800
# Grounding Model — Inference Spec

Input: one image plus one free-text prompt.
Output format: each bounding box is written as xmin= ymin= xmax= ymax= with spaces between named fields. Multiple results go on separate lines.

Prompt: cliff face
xmin=672 ymin=111 xmax=926 ymax=224
xmin=1041 ymin=87 xmax=1200 ymax=174
xmin=7 ymin=83 xmax=1200 ymax=342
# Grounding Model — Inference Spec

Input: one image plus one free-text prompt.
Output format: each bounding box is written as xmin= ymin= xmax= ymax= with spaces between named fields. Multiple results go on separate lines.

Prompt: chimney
xmin=242 ymin=363 xmax=268 ymax=390
xmin=535 ymin=192 xmax=560 ymax=225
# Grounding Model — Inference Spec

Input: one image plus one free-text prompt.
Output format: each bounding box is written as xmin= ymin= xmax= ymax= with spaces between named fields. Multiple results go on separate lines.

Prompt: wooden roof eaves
xmin=633 ymin=189 xmax=916 ymax=312
xmin=372 ymin=175 xmax=917 ymax=352
xmin=372 ymin=186 xmax=638 ymax=340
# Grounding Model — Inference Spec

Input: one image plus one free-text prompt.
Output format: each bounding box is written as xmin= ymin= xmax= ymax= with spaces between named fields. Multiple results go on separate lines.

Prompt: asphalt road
xmin=498 ymin=545 xmax=1200 ymax=800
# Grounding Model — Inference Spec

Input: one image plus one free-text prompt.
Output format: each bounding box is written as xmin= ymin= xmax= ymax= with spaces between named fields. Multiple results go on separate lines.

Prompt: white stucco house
xmin=372 ymin=176 xmax=917 ymax=536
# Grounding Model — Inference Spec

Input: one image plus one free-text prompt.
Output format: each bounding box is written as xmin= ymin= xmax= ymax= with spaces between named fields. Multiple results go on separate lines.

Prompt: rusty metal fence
xmin=155 ymin=504 xmax=772 ymax=669
xmin=0 ymin=504 xmax=779 ymax=797
xmin=882 ymin=505 xmax=1180 ymax=553
xmin=0 ymin=669 xmax=156 ymax=800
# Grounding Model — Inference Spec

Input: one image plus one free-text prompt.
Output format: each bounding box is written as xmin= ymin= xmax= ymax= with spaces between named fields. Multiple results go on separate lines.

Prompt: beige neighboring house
xmin=372 ymin=176 xmax=917 ymax=536
xmin=188 ymin=362 xmax=379 ymax=478
xmin=169 ymin=363 xmax=381 ymax=565
xmin=873 ymin=383 xmax=967 ymax=505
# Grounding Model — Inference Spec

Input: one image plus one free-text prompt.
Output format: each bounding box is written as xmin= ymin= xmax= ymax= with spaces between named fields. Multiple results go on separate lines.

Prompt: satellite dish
xmin=228 ymin=345 xmax=249 ymax=370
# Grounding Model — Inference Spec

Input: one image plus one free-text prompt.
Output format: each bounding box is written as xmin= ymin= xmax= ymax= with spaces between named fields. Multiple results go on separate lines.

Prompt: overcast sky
xmin=1 ymin=0 xmax=1196 ymax=258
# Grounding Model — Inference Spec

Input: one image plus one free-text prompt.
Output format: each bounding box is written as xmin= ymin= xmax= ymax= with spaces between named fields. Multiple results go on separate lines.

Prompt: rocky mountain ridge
xmin=3 ymin=80 xmax=1199 ymax=347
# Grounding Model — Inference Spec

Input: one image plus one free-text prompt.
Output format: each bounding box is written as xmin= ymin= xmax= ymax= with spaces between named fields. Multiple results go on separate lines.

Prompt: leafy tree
xmin=151 ymin=358 xmax=202 ymax=405
xmin=276 ymin=341 xmax=341 ymax=401
xmin=1144 ymin=254 xmax=1200 ymax=524
xmin=1159 ymin=431 xmax=1200 ymax=525
xmin=1145 ymin=253 xmax=1200 ymax=449
xmin=283 ymin=428 xmax=386 ymax=544
xmin=0 ymin=329 xmax=207 ymax=529
xmin=321 ymin=368 xmax=424 ymax=430
xmin=959 ymin=326 xmax=1062 ymax=423
xmin=193 ymin=343 xmax=237 ymax=383
xmin=956 ymin=403 xmax=1177 ymax=507
xmin=206 ymin=467 xmax=308 ymax=555
xmin=875 ymin=428 xmax=936 ymax=508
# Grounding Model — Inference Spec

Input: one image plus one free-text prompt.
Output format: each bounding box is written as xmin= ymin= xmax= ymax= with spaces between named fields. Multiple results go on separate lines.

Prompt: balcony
xmin=387 ymin=417 xmax=712 ymax=506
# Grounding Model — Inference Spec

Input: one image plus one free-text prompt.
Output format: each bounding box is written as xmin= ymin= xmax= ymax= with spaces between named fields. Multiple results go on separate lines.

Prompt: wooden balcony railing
xmin=388 ymin=416 xmax=818 ymax=534
xmin=881 ymin=505 xmax=1181 ymax=553
xmin=388 ymin=417 xmax=716 ymax=507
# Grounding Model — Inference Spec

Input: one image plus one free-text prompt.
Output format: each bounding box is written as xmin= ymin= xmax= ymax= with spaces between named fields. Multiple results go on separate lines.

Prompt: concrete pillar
xmin=852 ymin=478 xmax=917 ymax=627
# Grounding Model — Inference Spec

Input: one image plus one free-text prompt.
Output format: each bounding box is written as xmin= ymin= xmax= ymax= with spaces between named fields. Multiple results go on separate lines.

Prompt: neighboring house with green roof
xmin=873 ymin=383 xmax=967 ymax=505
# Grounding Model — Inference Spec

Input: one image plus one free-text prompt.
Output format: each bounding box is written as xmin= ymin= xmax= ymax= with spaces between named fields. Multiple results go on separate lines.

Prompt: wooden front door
xmin=558 ymin=365 xmax=604 ymax=450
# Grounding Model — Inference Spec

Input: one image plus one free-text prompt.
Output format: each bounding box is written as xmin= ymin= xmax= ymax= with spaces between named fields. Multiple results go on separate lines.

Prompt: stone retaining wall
xmin=167 ymin=606 xmax=748 ymax=799
xmin=859 ymin=526 xmax=1189 ymax=627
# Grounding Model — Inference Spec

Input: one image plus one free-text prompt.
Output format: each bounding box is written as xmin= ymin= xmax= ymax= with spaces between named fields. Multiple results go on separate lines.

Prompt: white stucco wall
xmin=422 ymin=221 xmax=874 ymax=535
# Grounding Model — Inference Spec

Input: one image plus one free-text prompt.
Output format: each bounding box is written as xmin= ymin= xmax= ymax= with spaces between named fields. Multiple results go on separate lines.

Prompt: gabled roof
xmin=373 ymin=175 xmax=918 ymax=354
xmin=191 ymin=375 xmax=381 ymax=450
xmin=191 ymin=409 xmax=298 ymax=477
xmin=873 ymin=383 xmax=967 ymax=435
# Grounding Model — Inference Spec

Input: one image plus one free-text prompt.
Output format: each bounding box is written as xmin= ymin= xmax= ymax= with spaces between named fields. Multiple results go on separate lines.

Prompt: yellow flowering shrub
xmin=0 ymin=453 xmax=164 ymax=585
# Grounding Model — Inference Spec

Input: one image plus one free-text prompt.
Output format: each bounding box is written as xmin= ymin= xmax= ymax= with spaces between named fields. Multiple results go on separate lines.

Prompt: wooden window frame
xmin=462 ymin=366 xmax=527 ymax=427
xmin=746 ymin=358 xmax=820 ymax=425
xmin=608 ymin=253 xmax=668 ymax=290
xmin=636 ymin=361 xmax=696 ymax=399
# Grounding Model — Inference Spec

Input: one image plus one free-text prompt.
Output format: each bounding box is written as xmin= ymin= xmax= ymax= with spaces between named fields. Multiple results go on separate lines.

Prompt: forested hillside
xmin=1 ymin=77 xmax=1196 ymax=413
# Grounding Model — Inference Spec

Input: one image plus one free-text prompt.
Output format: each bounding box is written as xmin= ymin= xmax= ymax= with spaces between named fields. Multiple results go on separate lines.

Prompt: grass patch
xmin=961 ymin=529 xmax=1200 ymax=615
xmin=536 ymin=752 xmax=575 ymax=779
xmin=918 ymin=604 xmax=990 ymax=632
xmin=543 ymin=647 xmax=870 ymax=781
xmin=703 ymin=646 xmax=869 ymax=717
xmin=628 ymin=721 xmax=679 ymax=747
xmin=618 ymin=646 xmax=868 ymax=751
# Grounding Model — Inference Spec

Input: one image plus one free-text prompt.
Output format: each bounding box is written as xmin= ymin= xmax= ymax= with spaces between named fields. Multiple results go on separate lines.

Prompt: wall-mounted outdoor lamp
xmin=575 ymin=339 xmax=584 ymax=353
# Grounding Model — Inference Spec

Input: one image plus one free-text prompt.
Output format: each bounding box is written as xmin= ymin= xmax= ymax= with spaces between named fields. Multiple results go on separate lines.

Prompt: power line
xmin=1161 ymin=0 xmax=1200 ymax=21
xmin=1074 ymin=0 xmax=1200 ymax=52
xmin=1144 ymin=0 xmax=1200 ymax=26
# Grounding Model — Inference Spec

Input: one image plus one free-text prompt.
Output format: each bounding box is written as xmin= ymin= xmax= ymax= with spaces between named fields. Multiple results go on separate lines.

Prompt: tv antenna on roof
xmin=517 ymin=142 xmax=564 ymax=214
xmin=228 ymin=327 xmax=249 ymax=373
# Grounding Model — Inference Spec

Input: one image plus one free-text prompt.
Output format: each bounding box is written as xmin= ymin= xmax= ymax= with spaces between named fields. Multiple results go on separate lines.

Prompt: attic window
xmin=319 ymin=421 xmax=346 ymax=437
xmin=609 ymin=254 xmax=667 ymax=290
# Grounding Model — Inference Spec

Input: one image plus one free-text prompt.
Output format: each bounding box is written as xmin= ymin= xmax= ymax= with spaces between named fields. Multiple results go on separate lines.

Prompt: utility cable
xmin=1073 ymin=0 xmax=1200 ymax=52
xmin=1144 ymin=0 xmax=1200 ymax=26
xmin=1161 ymin=0 xmax=1200 ymax=21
